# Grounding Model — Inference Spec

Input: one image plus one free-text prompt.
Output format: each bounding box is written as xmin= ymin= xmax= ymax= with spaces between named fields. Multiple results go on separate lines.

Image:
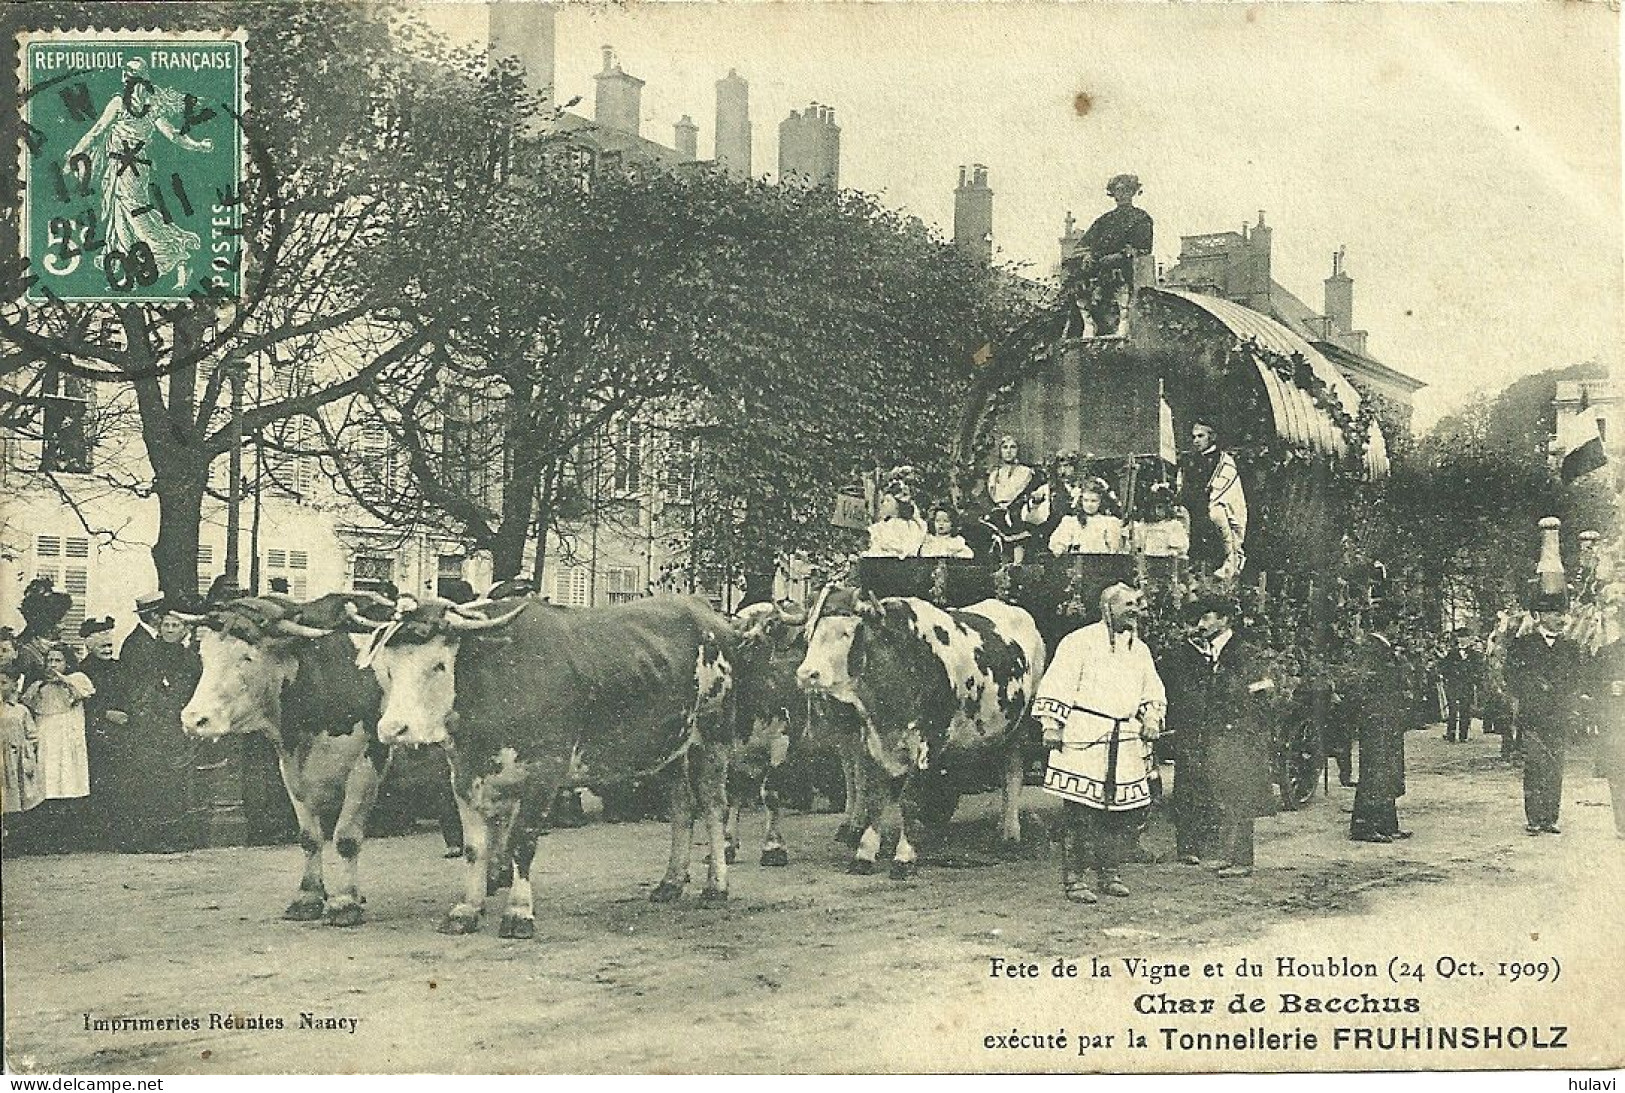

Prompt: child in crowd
xmin=920 ymin=507 xmax=975 ymax=559
xmin=1049 ymin=479 xmax=1126 ymax=555
xmin=2 ymin=662 xmax=42 ymax=824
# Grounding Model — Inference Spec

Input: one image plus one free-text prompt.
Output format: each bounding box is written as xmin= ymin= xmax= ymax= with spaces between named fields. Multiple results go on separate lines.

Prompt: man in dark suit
xmin=1505 ymin=592 xmax=1584 ymax=835
xmin=1163 ymin=593 xmax=1277 ymax=876
xmin=117 ymin=591 xmax=166 ymax=677
xmin=1347 ymin=603 xmax=1417 ymax=844
xmin=1437 ymin=627 xmax=1482 ymax=743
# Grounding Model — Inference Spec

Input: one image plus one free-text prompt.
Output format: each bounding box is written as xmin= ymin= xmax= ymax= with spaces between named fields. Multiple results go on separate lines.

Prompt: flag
xmin=1561 ymin=423 xmax=1608 ymax=484
xmin=1158 ymin=381 xmax=1177 ymax=465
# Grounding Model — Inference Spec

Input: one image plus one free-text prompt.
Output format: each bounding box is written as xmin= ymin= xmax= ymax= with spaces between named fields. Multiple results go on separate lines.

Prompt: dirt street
xmin=4 ymin=727 xmax=1623 ymax=1074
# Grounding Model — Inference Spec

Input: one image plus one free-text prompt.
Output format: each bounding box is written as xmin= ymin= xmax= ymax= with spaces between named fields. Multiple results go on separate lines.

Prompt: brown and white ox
xmin=180 ymin=594 xmax=394 ymax=926
xmin=795 ymin=587 xmax=1046 ymax=878
xmin=353 ymin=594 xmax=741 ymax=939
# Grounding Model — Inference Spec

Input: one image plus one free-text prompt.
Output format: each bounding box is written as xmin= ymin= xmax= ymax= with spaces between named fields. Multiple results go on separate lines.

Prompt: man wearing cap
xmin=1036 ymin=583 xmax=1166 ymax=903
xmin=1437 ymin=628 xmax=1482 ymax=743
xmin=1063 ymin=174 xmax=1154 ymax=336
xmin=1163 ymin=593 xmax=1276 ymax=875
xmin=1505 ymin=593 xmax=1585 ymax=835
xmin=1177 ymin=421 xmax=1249 ymax=580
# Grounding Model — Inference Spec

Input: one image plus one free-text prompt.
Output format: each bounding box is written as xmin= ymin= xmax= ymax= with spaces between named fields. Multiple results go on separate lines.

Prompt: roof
xmin=546 ymin=111 xmax=688 ymax=168
xmin=1269 ymin=279 xmax=1425 ymax=395
xmin=1154 ymin=288 xmax=1389 ymax=477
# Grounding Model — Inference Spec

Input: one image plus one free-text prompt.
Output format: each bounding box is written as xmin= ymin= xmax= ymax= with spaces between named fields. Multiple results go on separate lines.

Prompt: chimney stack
xmin=714 ymin=69 xmax=752 ymax=178
xmin=674 ymin=115 xmax=698 ymax=161
xmin=487 ymin=2 xmax=557 ymax=102
xmin=593 ymin=45 xmax=645 ymax=137
xmin=778 ymin=101 xmax=841 ymax=187
xmin=1324 ymin=245 xmax=1355 ymax=335
xmin=953 ymin=162 xmax=994 ymax=264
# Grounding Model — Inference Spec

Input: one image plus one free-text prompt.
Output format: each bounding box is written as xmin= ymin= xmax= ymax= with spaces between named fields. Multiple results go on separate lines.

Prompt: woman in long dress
xmin=22 ymin=645 xmax=94 ymax=852
xmin=69 ymin=59 xmax=215 ymax=290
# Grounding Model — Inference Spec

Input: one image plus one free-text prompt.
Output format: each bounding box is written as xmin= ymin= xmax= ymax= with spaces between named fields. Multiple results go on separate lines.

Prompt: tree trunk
xmin=150 ymin=458 xmax=209 ymax=599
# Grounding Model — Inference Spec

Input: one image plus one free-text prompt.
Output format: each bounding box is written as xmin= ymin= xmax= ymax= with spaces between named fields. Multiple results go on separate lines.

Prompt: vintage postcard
xmin=0 ymin=0 xmax=1620 ymax=1081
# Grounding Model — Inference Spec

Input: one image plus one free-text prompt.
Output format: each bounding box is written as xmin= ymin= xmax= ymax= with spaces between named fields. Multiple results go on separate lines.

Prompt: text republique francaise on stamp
xmin=18 ymin=29 xmax=245 ymax=304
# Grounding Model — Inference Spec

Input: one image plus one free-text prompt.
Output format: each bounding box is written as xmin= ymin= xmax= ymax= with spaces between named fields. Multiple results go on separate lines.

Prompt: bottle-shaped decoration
xmin=1536 ymin=516 xmax=1565 ymax=597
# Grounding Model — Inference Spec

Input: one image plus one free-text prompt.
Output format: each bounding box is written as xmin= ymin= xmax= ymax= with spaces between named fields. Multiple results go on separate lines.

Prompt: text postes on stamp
xmin=18 ymin=30 xmax=246 ymax=304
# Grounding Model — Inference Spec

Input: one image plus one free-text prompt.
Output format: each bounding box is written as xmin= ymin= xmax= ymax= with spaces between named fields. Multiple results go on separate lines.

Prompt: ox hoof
xmin=438 ymin=911 xmax=482 ymax=936
xmin=889 ymin=860 xmax=918 ymax=882
xmin=724 ymin=844 xmax=738 ymax=866
xmin=324 ymin=901 xmax=365 ymax=928
xmin=847 ymin=858 xmax=879 ymax=876
xmin=834 ymin=824 xmax=861 ymax=848
xmin=759 ymin=847 xmax=790 ymax=868
xmin=283 ymin=898 xmax=326 ymax=922
xmin=649 ymin=881 xmax=685 ymax=904
xmin=497 ymin=914 xmax=536 ymax=940
xmin=698 ymin=887 xmax=728 ymax=908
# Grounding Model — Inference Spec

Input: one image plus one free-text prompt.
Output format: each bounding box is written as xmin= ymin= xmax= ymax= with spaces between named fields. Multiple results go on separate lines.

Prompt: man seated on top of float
xmin=863 ymin=467 xmax=929 ymax=559
xmin=1049 ymin=477 xmax=1127 ymax=555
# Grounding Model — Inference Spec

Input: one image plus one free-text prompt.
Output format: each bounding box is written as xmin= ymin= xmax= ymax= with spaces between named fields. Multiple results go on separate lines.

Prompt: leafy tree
xmin=0 ymin=2 xmax=539 ymax=594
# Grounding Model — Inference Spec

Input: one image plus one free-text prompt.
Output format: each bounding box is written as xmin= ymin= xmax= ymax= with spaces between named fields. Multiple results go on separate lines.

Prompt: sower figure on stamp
xmin=1346 ymin=599 xmax=1417 ymax=844
xmin=1163 ymin=593 xmax=1276 ymax=875
xmin=1036 ymin=584 xmax=1166 ymax=904
xmin=1506 ymin=590 xmax=1584 ymax=836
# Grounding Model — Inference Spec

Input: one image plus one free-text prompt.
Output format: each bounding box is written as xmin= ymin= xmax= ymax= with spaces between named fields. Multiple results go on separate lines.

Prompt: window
xmin=33 ymin=534 xmax=90 ymax=637
xmin=660 ymin=434 xmax=695 ymax=504
xmin=350 ymin=553 xmax=393 ymax=596
xmin=40 ymin=367 xmax=91 ymax=473
xmin=605 ymin=566 xmax=642 ymax=605
xmin=611 ymin=417 xmax=642 ymax=496
xmin=266 ymin=546 xmax=310 ymax=599
xmin=196 ymin=544 xmax=218 ymax=596
xmin=359 ymin=422 xmax=399 ymax=500
xmin=552 ymin=566 xmax=591 ymax=607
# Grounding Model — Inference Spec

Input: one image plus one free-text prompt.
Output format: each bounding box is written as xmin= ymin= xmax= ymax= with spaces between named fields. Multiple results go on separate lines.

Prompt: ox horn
xmin=344 ymin=601 xmax=393 ymax=632
xmin=444 ymin=601 xmax=527 ymax=633
xmin=271 ymin=617 xmax=332 ymax=640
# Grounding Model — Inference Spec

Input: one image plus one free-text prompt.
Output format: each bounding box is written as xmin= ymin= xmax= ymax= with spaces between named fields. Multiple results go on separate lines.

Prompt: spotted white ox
xmin=354 ymin=594 xmax=740 ymax=939
xmin=795 ymin=587 xmax=1046 ymax=878
xmin=180 ymin=594 xmax=394 ymax=926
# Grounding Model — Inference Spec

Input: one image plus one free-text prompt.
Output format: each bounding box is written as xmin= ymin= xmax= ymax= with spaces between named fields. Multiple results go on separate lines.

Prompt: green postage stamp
xmin=18 ymin=29 xmax=247 ymax=303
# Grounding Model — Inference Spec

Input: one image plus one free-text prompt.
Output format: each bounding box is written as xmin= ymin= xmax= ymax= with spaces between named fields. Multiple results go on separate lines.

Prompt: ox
xmin=795 ymin=587 xmax=1046 ymax=878
xmin=729 ymin=601 xmax=868 ymax=863
xmin=354 ymin=594 xmax=740 ymax=938
xmin=179 ymin=594 xmax=394 ymax=926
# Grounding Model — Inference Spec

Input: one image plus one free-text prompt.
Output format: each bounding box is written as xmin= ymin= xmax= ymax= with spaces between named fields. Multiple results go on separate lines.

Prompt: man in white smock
xmin=1035 ymin=583 xmax=1166 ymax=903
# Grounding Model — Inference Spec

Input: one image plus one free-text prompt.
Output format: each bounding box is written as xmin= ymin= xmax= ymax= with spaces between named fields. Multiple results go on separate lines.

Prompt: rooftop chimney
xmin=594 ymin=45 xmax=645 ymax=137
xmin=1324 ymin=245 xmax=1354 ymax=334
xmin=715 ymin=69 xmax=752 ymax=178
xmin=674 ymin=115 xmax=698 ymax=161
xmin=953 ymin=162 xmax=993 ymax=264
